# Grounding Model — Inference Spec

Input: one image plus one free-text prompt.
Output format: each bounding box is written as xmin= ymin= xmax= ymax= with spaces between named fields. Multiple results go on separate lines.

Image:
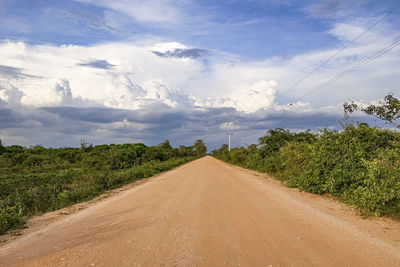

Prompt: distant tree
xmin=158 ymin=140 xmax=172 ymax=150
xmin=258 ymin=128 xmax=316 ymax=158
xmin=344 ymin=94 xmax=400 ymax=128
xmin=80 ymin=139 xmax=93 ymax=152
xmin=6 ymin=145 xmax=24 ymax=153
xmin=177 ymin=145 xmax=195 ymax=157
xmin=219 ymin=144 xmax=229 ymax=151
xmin=142 ymin=140 xmax=174 ymax=161
xmin=193 ymin=139 xmax=207 ymax=157
xmin=131 ymin=143 xmax=147 ymax=158
xmin=211 ymin=144 xmax=229 ymax=160
xmin=258 ymin=128 xmax=293 ymax=158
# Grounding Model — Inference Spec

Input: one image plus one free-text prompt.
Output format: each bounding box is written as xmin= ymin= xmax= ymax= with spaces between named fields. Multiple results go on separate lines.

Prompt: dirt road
xmin=1 ymin=156 xmax=400 ymax=266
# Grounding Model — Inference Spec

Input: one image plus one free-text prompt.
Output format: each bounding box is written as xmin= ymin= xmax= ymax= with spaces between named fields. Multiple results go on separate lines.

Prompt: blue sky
xmin=3 ymin=0 xmax=399 ymax=57
xmin=0 ymin=0 xmax=400 ymax=148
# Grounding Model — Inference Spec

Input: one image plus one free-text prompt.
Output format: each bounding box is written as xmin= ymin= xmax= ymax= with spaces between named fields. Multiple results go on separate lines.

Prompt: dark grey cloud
xmin=238 ymin=109 xmax=341 ymax=128
xmin=0 ymin=108 xmax=19 ymax=126
xmin=6 ymin=104 xmax=343 ymax=147
xmin=152 ymin=48 xmax=209 ymax=59
xmin=0 ymin=65 xmax=41 ymax=79
xmin=40 ymin=105 xmax=189 ymax=134
xmin=77 ymin=59 xmax=116 ymax=70
xmin=41 ymin=106 xmax=127 ymax=123
xmin=1 ymin=101 xmax=384 ymax=150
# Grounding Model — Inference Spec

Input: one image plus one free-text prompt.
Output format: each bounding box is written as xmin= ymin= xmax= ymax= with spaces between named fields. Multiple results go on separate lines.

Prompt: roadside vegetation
xmin=212 ymin=95 xmax=400 ymax=218
xmin=0 ymin=139 xmax=207 ymax=235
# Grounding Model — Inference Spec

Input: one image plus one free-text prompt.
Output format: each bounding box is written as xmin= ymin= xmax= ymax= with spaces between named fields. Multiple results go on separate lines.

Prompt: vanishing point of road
xmin=1 ymin=156 xmax=400 ymax=266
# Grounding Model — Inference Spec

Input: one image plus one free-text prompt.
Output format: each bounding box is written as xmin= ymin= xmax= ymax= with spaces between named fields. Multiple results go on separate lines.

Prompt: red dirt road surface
xmin=1 ymin=156 xmax=400 ymax=266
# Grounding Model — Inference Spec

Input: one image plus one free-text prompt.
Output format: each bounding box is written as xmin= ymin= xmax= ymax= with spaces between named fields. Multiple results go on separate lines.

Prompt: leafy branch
xmin=344 ymin=94 xmax=400 ymax=128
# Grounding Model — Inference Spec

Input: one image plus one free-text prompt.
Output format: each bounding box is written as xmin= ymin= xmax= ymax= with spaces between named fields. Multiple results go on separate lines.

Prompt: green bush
xmin=277 ymin=142 xmax=312 ymax=187
xmin=344 ymin=152 xmax=400 ymax=216
xmin=0 ymin=205 xmax=24 ymax=235
xmin=212 ymin=124 xmax=400 ymax=217
xmin=0 ymin=139 xmax=203 ymax=235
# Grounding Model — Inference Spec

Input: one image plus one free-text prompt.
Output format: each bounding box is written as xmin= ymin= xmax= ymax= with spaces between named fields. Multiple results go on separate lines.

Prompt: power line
xmin=293 ymin=38 xmax=400 ymax=101
xmin=291 ymin=37 xmax=400 ymax=102
xmin=280 ymin=2 xmax=400 ymax=97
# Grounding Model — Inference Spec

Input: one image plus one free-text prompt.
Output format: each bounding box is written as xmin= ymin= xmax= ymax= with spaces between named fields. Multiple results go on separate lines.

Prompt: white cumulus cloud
xmin=220 ymin=122 xmax=241 ymax=130
xmin=194 ymin=80 xmax=278 ymax=113
xmin=1 ymin=21 xmax=399 ymax=114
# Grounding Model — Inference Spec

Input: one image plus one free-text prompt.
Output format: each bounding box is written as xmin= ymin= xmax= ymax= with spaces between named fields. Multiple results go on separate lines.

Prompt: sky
xmin=0 ymin=0 xmax=400 ymax=149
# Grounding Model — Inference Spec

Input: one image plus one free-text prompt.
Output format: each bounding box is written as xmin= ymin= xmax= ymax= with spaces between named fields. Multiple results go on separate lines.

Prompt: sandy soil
xmin=1 ymin=156 xmax=400 ymax=266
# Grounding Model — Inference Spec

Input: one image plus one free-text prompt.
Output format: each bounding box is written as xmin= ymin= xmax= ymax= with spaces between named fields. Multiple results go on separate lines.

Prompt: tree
xmin=193 ymin=139 xmax=207 ymax=157
xmin=80 ymin=139 xmax=92 ymax=152
xmin=177 ymin=145 xmax=195 ymax=157
xmin=158 ymin=140 xmax=172 ymax=150
xmin=344 ymin=94 xmax=400 ymax=128
xmin=258 ymin=128 xmax=293 ymax=158
xmin=211 ymin=144 xmax=229 ymax=161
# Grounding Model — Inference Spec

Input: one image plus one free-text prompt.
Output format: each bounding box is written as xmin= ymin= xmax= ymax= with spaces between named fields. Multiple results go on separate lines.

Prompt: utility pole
xmin=226 ymin=132 xmax=233 ymax=151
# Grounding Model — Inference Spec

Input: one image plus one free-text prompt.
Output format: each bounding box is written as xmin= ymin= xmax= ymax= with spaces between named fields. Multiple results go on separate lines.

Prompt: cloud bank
xmin=0 ymin=15 xmax=399 ymax=147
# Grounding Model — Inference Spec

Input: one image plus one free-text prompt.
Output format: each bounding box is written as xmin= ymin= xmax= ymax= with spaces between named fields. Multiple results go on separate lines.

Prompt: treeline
xmin=212 ymin=125 xmax=400 ymax=217
xmin=0 ymin=139 xmax=207 ymax=234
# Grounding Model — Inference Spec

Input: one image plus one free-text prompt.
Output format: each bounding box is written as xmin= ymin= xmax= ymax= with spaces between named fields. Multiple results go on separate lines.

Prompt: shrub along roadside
xmin=0 ymin=139 xmax=207 ymax=235
xmin=212 ymin=125 xmax=400 ymax=218
xmin=0 ymin=157 xmax=194 ymax=235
